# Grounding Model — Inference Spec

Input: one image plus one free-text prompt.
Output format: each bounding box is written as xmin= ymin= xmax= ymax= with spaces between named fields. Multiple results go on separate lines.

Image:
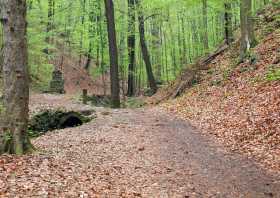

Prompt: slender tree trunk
xmin=86 ymin=0 xmax=96 ymax=71
xmin=202 ymin=0 xmax=209 ymax=51
xmin=224 ymin=1 xmax=234 ymax=45
xmin=180 ymin=16 xmax=187 ymax=64
xmin=97 ymin=0 xmax=107 ymax=95
xmin=104 ymin=0 xmax=120 ymax=108
xmin=240 ymin=0 xmax=248 ymax=61
xmin=79 ymin=0 xmax=86 ymax=67
xmin=0 ymin=27 xmax=3 ymax=72
xmin=127 ymin=0 xmax=136 ymax=97
xmin=46 ymin=0 xmax=53 ymax=43
xmin=163 ymin=29 xmax=169 ymax=82
xmin=44 ymin=0 xmax=54 ymax=54
xmin=151 ymin=16 xmax=161 ymax=83
xmin=0 ymin=0 xmax=34 ymax=154
xmin=177 ymin=14 xmax=183 ymax=66
xmin=247 ymin=0 xmax=257 ymax=47
xmin=136 ymin=0 xmax=157 ymax=94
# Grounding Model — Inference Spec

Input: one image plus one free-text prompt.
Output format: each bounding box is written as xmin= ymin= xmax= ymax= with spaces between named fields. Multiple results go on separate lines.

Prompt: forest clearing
xmin=1 ymin=0 xmax=280 ymax=197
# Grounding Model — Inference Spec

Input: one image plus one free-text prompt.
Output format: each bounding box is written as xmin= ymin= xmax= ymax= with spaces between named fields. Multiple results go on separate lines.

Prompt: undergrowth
xmin=266 ymin=67 xmax=280 ymax=81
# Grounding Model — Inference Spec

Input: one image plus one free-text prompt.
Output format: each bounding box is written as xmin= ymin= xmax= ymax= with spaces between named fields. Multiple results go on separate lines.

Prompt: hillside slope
xmin=50 ymin=51 xmax=110 ymax=96
xmin=156 ymin=4 xmax=280 ymax=172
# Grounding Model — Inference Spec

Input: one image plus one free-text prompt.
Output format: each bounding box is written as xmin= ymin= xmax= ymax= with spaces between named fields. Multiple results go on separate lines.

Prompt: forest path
xmin=1 ymin=94 xmax=280 ymax=197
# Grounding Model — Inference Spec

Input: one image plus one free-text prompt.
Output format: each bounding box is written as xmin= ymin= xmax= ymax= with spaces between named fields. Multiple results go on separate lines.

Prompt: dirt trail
xmin=1 ymin=94 xmax=280 ymax=197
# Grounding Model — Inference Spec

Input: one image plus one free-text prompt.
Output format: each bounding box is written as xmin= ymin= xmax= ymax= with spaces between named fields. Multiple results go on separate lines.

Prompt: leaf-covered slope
xmin=160 ymin=4 xmax=280 ymax=172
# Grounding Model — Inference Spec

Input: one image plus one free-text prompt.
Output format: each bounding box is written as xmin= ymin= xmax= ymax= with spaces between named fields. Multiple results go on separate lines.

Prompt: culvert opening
xmin=60 ymin=116 xmax=83 ymax=129
xmin=29 ymin=110 xmax=92 ymax=136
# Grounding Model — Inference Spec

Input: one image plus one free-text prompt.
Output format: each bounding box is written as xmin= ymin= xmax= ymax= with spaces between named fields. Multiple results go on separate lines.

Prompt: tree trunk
xmin=224 ymin=1 xmax=234 ymax=45
xmin=247 ymin=0 xmax=257 ymax=47
xmin=0 ymin=0 xmax=34 ymax=154
xmin=151 ymin=16 xmax=161 ymax=83
xmin=127 ymin=0 xmax=136 ymax=97
xmin=104 ymin=0 xmax=121 ymax=108
xmin=97 ymin=0 xmax=107 ymax=95
xmin=46 ymin=0 xmax=54 ymax=43
xmin=180 ymin=15 xmax=187 ymax=64
xmin=240 ymin=0 xmax=256 ymax=62
xmin=136 ymin=0 xmax=157 ymax=94
xmin=202 ymin=0 xmax=209 ymax=52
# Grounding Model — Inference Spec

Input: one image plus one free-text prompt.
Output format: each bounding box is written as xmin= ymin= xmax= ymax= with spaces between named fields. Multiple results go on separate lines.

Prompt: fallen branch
xmin=197 ymin=42 xmax=229 ymax=69
xmin=172 ymin=43 xmax=229 ymax=99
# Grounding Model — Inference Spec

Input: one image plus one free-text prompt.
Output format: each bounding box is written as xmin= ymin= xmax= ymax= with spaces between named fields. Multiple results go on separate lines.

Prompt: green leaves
xmin=266 ymin=67 xmax=280 ymax=81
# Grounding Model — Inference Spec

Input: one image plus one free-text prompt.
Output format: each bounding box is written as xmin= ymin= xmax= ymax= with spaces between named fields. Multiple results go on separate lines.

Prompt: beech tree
xmin=104 ymin=0 xmax=121 ymax=108
xmin=0 ymin=0 xmax=269 ymax=114
xmin=224 ymin=0 xmax=234 ymax=45
xmin=0 ymin=0 xmax=34 ymax=154
xmin=136 ymin=0 xmax=158 ymax=94
xmin=240 ymin=0 xmax=257 ymax=61
xmin=127 ymin=0 xmax=136 ymax=97
xmin=202 ymin=0 xmax=209 ymax=51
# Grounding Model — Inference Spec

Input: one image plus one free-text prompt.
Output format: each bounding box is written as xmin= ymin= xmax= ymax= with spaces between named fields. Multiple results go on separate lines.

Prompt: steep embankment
xmin=156 ymin=4 xmax=280 ymax=172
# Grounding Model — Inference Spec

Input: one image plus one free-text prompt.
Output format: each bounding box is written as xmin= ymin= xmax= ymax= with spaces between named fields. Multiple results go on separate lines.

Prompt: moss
xmin=124 ymin=97 xmax=146 ymax=108
xmin=84 ymin=95 xmax=111 ymax=107
xmin=0 ymin=130 xmax=34 ymax=155
xmin=266 ymin=68 xmax=280 ymax=81
xmin=29 ymin=110 xmax=92 ymax=136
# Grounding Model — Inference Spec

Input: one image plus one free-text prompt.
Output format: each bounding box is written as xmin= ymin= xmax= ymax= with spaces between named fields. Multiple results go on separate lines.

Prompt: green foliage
xmin=27 ymin=129 xmax=39 ymax=138
xmin=29 ymin=110 xmax=65 ymax=133
xmin=266 ymin=67 xmax=280 ymax=81
xmin=210 ymin=78 xmax=223 ymax=86
xmin=30 ymin=63 xmax=54 ymax=91
xmin=272 ymin=0 xmax=280 ymax=8
xmin=0 ymin=0 xmax=272 ymax=93
xmin=27 ymin=5 xmax=54 ymax=91
xmin=0 ymin=89 xmax=4 ymax=114
xmin=223 ymin=67 xmax=233 ymax=80
xmin=85 ymin=95 xmax=111 ymax=107
xmin=29 ymin=110 xmax=91 ymax=134
xmin=273 ymin=14 xmax=280 ymax=28
xmin=124 ymin=97 xmax=146 ymax=108
xmin=0 ymin=100 xmax=3 ymax=114
xmin=3 ymin=131 xmax=12 ymax=142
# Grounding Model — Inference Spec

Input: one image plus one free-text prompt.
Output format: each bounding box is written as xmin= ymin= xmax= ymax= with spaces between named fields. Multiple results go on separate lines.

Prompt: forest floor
xmin=1 ymin=94 xmax=280 ymax=197
xmin=150 ymin=5 xmax=280 ymax=175
xmin=158 ymin=30 xmax=280 ymax=174
xmin=50 ymin=49 xmax=110 ymax=96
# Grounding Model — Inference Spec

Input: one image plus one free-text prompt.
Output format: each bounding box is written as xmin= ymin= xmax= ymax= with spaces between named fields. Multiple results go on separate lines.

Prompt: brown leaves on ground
xmin=162 ymin=30 xmax=280 ymax=173
xmin=0 ymin=103 xmax=216 ymax=197
xmin=2 ymin=101 xmax=279 ymax=197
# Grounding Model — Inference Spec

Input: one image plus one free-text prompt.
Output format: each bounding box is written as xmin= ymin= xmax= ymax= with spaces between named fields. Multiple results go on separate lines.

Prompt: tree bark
xmin=224 ymin=1 xmax=234 ymax=45
xmin=46 ymin=0 xmax=54 ymax=43
xmin=97 ymin=0 xmax=107 ymax=95
xmin=127 ymin=0 xmax=136 ymax=97
xmin=240 ymin=0 xmax=257 ymax=62
xmin=136 ymin=0 xmax=157 ymax=94
xmin=202 ymin=0 xmax=209 ymax=51
xmin=247 ymin=0 xmax=257 ymax=47
xmin=0 ymin=0 xmax=34 ymax=154
xmin=151 ymin=16 xmax=162 ymax=83
xmin=104 ymin=0 xmax=121 ymax=108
